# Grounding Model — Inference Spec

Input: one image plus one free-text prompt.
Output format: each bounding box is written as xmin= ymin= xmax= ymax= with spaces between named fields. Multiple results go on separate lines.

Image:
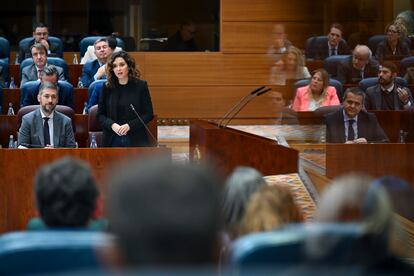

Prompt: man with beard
xmin=365 ymin=61 xmax=413 ymax=110
xmin=18 ymin=81 xmax=76 ymax=148
xmin=325 ymin=87 xmax=388 ymax=143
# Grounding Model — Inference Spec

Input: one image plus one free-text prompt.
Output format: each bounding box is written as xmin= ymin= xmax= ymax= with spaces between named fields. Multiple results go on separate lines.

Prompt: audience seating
xmin=20 ymin=57 xmax=70 ymax=81
xmin=79 ymin=36 xmax=125 ymax=59
xmin=0 ymin=59 xmax=9 ymax=87
xmin=358 ymin=77 xmax=408 ymax=91
xmin=400 ymin=56 xmax=414 ymax=76
xmin=17 ymin=104 xmax=76 ymax=132
xmin=368 ymin=34 xmax=411 ymax=56
xmin=0 ymin=231 xmax=113 ymax=275
xmin=230 ymin=223 xmax=365 ymax=267
xmin=18 ymin=36 xmax=63 ymax=58
xmin=19 ymin=80 xmax=40 ymax=106
xmin=20 ymin=80 xmax=73 ymax=107
xmin=294 ymin=78 xmax=344 ymax=101
xmin=323 ymin=55 xmax=351 ymax=79
xmin=305 ymin=36 xmax=348 ymax=60
xmin=367 ymin=35 xmax=386 ymax=55
xmin=88 ymin=79 xmax=106 ymax=100
xmin=0 ymin=37 xmax=10 ymax=64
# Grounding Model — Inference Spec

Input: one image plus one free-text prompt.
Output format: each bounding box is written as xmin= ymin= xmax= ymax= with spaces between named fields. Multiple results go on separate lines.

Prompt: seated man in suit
xmin=18 ymin=22 xmax=62 ymax=64
xmin=22 ymin=65 xmax=74 ymax=109
xmin=336 ymin=45 xmax=379 ymax=84
xmin=81 ymin=37 xmax=114 ymax=87
xmin=312 ymin=23 xmax=350 ymax=60
xmin=80 ymin=35 xmax=122 ymax=64
xmin=20 ymin=43 xmax=65 ymax=86
xmin=17 ymin=81 xmax=76 ymax=148
xmin=30 ymin=157 xmax=102 ymax=229
xmin=365 ymin=61 xmax=413 ymax=110
xmin=164 ymin=20 xmax=198 ymax=51
xmin=325 ymin=87 xmax=388 ymax=143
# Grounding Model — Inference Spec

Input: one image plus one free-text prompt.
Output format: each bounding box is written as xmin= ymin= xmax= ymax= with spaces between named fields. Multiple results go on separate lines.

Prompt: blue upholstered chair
xmin=79 ymin=36 xmax=125 ymax=58
xmin=323 ymin=55 xmax=351 ymax=78
xmin=358 ymin=77 xmax=408 ymax=91
xmin=368 ymin=34 xmax=411 ymax=55
xmin=20 ymin=80 xmax=40 ymax=106
xmin=18 ymin=36 xmax=63 ymax=58
xmin=0 ymin=59 xmax=9 ymax=88
xmin=367 ymin=35 xmax=386 ymax=54
xmin=305 ymin=36 xmax=348 ymax=60
xmin=0 ymin=37 xmax=10 ymax=64
xmin=0 ymin=231 xmax=113 ymax=275
xmin=230 ymin=223 xmax=365 ymax=268
xmin=400 ymin=56 xmax=414 ymax=76
xmin=20 ymin=57 xmax=69 ymax=80
xmin=294 ymin=78 xmax=344 ymax=101
xmin=88 ymin=79 xmax=106 ymax=100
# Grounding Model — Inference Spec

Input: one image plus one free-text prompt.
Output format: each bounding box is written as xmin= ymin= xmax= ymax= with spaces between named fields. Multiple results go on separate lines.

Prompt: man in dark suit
xmin=336 ymin=45 xmax=379 ymax=84
xmin=311 ymin=23 xmax=350 ymax=60
xmin=18 ymin=22 xmax=62 ymax=63
xmin=20 ymin=43 xmax=65 ymax=86
xmin=325 ymin=87 xmax=388 ymax=143
xmin=17 ymin=81 xmax=76 ymax=148
xmin=365 ymin=61 xmax=413 ymax=110
xmin=22 ymin=65 xmax=74 ymax=109
xmin=81 ymin=37 xmax=114 ymax=87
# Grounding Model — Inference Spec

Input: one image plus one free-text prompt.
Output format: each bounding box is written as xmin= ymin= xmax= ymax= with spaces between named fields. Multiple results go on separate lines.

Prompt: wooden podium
xmin=326 ymin=144 xmax=413 ymax=185
xmin=189 ymin=120 xmax=298 ymax=176
xmin=0 ymin=147 xmax=171 ymax=233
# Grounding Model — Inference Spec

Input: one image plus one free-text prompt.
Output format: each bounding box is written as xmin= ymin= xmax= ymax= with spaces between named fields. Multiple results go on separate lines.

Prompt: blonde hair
xmin=307 ymin=68 xmax=330 ymax=104
xmin=240 ymin=184 xmax=303 ymax=235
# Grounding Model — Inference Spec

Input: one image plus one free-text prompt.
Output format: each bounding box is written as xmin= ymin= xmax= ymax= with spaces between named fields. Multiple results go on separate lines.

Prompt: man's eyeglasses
xmin=35 ymin=32 xmax=48 ymax=36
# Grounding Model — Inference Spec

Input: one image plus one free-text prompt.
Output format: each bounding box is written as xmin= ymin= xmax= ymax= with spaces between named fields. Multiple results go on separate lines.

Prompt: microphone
xmin=218 ymin=86 xmax=267 ymax=128
xmin=221 ymin=87 xmax=272 ymax=128
xmin=130 ymin=104 xmax=162 ymax=147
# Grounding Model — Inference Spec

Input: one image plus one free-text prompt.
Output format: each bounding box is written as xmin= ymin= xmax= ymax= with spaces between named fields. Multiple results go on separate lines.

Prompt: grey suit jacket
xmin=18 ymin=108 xmax=76 ymax=148
xmin=20 ymin=64 xmax=65 ymax=86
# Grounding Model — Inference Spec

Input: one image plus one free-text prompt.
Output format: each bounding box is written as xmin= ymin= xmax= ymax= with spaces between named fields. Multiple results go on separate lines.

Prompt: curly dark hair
xmin=106 ymin=50 xmax=141 ymax=87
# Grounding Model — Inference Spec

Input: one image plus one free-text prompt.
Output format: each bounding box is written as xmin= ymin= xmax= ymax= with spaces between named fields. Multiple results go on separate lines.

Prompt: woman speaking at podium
xmin=97 ymin=51 xmax=154 ymax=147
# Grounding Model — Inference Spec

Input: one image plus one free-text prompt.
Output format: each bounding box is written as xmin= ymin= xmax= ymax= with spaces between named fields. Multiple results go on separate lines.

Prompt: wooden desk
xmin=190 ymin=120 xmax=298 ymax=176
xmin=0 ymin=147 xmax=171 ymax=232
xmin=326 ymin=143 xmax=414 ymax=186
xmin=2 ymin=88 xmax=20 ymax=115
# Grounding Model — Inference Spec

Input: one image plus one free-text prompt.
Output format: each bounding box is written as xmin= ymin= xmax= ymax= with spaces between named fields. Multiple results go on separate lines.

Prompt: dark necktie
xmin=348 ymin=119 xmax=355 ymax=141
xmin=330 ymin=47 xmax=336 ymax=56
xmin=43 ymin=117 xmax=50 ymax=146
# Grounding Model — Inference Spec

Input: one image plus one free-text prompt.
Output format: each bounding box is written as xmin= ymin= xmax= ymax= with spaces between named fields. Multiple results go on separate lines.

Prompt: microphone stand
xmin=218 ymin=86 xmax=267 ymax=128
xmin=130 ymin=104 xmax=162 ymax=147
xmin=221 ymin=87 xmax=272 ymax=128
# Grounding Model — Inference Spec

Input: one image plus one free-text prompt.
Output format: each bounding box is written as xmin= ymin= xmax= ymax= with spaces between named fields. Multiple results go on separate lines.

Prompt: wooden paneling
xmin=326 ymin=144 xmax=414 ymax=186
xmin=0 ymin=147 xmax=172 ymax=232
xmin=221 ymin=0 xmax=324 ymax=22
xmin=151 ymin=85 xmax=293 ymax=118
xmin=135 ymin=53 xmax=270 ymax=86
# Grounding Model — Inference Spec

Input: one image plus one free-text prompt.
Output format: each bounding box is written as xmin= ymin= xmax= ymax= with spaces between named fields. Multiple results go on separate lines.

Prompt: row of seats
xmin=0 ymin=36 xmax=125 ymax=62
xmin=305 ymin=35 xmax=413 ymax=60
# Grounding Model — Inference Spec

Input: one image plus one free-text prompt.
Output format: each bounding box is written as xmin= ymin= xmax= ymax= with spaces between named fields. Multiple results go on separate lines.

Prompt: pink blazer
xmin=292 ymin=85 xmax=340 ymax=112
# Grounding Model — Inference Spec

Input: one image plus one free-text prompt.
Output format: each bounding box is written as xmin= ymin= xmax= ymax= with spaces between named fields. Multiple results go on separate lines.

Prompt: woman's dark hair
xmin=106 ymin=50 xmax=141 ymax=87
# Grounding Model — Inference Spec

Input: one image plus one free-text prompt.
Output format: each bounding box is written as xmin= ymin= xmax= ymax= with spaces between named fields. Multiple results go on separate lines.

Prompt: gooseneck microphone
xmin=130 ymin=104 xmax=160 ymax=147
xmin=218 ymin=86 xmax=266 ymax=128
xmin=219 ymin=86 xmax=271 ymax=128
